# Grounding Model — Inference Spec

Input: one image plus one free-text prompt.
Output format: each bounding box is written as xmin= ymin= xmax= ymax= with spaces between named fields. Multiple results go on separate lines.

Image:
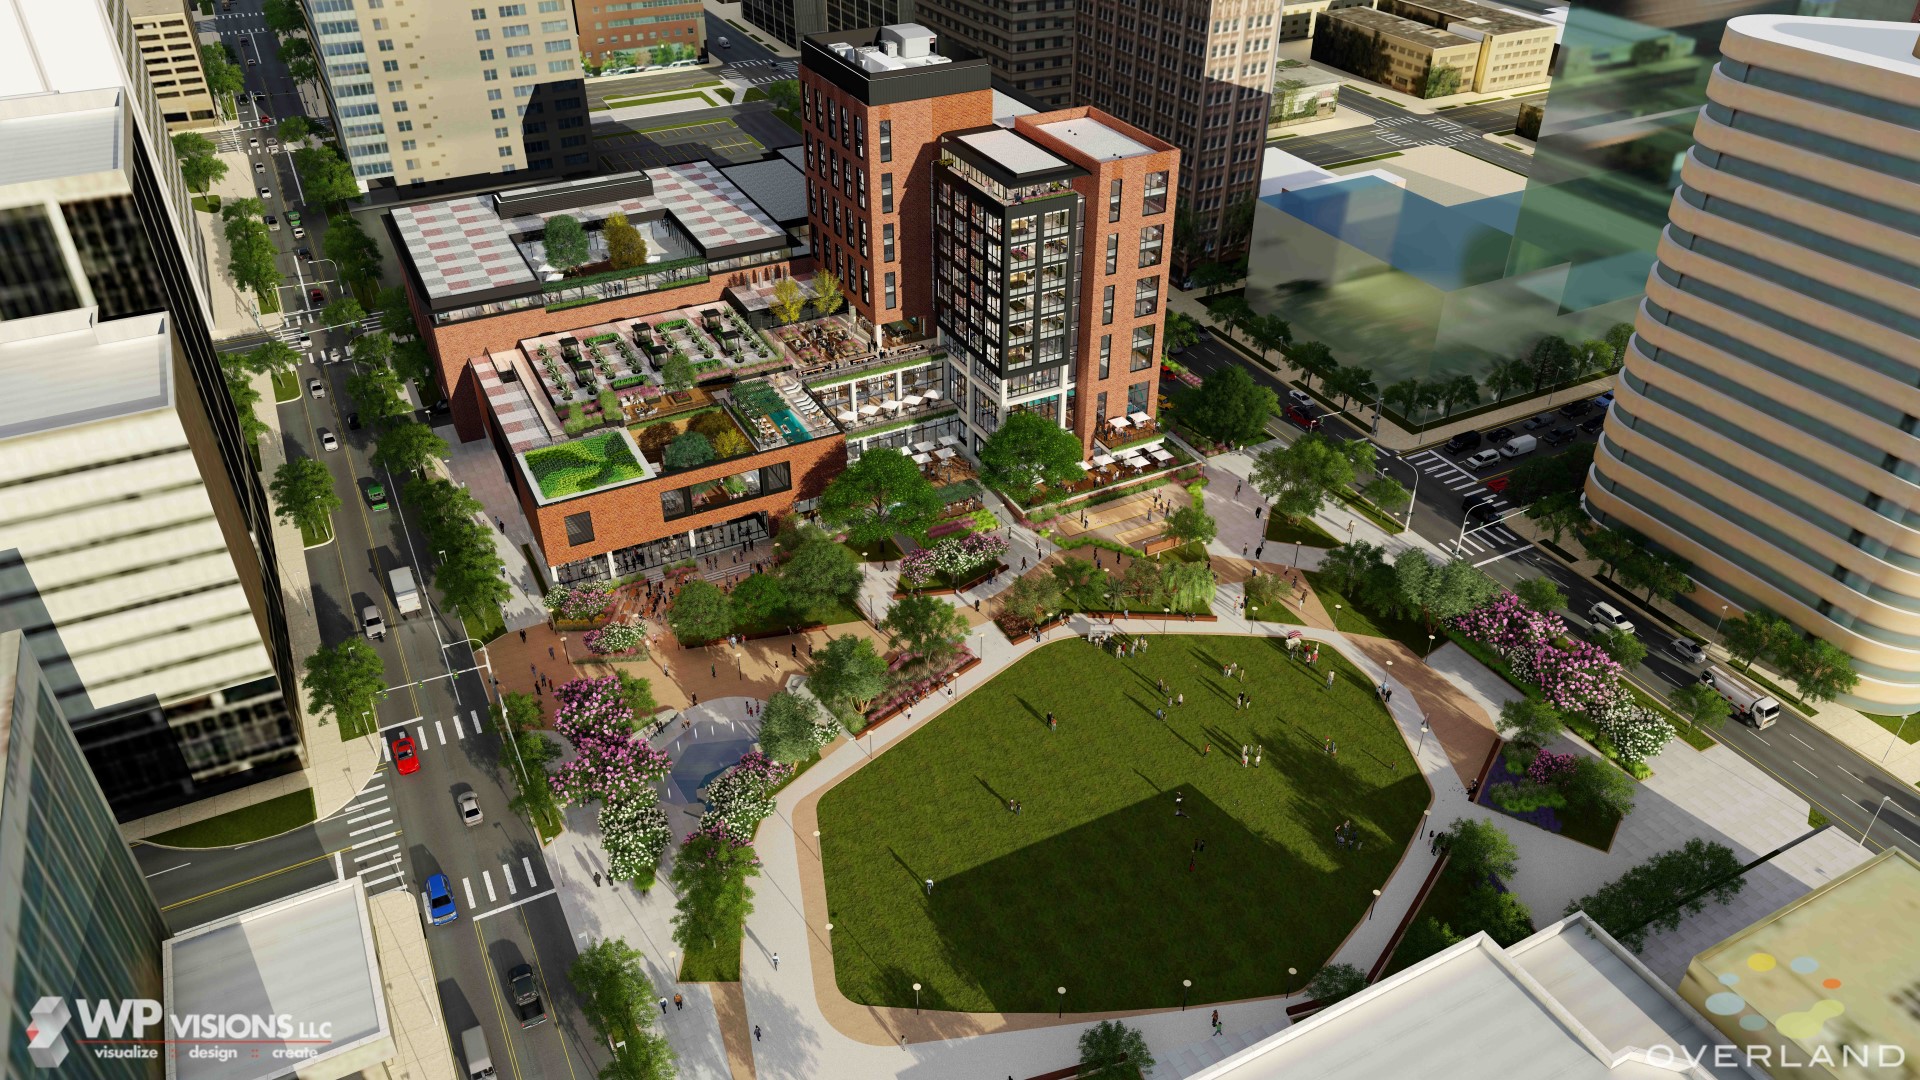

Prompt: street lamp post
xmin=1862 ymin=795 xmax=1893 ymax=849
xmin=1427 ymin=634 xmax=1436 ymax=657
xmin=1884 ymin=714 xmax=1915 ymax=764
xmin=912 ymin=983 xmax=921 ymax=1014
xmin=1182 ymin=979 xmax=1191 ymax=1010
xmin=1716 ymin=604 xmax=1729 ymax=636
xmin=1163 ymin=607 xmax=1170 ymax=635
xmin=1369 ymin=888 xmax=1382 ymax=920
xmin=1287 ymin=967 xmax=1298 ymax=995
xmin=1057 ymin=986 xmax=1066 ymax=1018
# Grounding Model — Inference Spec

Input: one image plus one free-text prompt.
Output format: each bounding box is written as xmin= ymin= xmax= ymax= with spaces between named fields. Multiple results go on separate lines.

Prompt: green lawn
xmin=272 ymin=369 xmax=301 ymax=402
xmin=1303 ymin=572 xmax=1434 ymax=654
xmin=817 ymin=635 xmax=1426 ymax=1012
xmin=463 ymin=602 xmax=508 ymax=648
xmin=1245 ymin=600 xmax=1306 ymax=625
xmin=145 ymin=788 xmax=318 ymax=847
xmin=1863 ymin=712 xmax=1920 ymax=744
xmin=843 ymin=537 xmax=903 ymax=563
xmin=732 ymin=597 xmax=865 ymax=637
xmin=299 ymin=517 xmax=334 ymax=548
xmin=1265 ymin=516 xmax=1339 ymax=548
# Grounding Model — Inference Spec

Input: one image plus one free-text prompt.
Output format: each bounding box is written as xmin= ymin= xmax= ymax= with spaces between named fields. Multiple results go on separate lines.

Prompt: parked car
xmin=1543 ymin=426 xmax=1576 ymax=446
xmin=426 ymin=873 xmax=459 ymax=925
xmin=319 ymin=429 xmax=339 ymax=451
xmin=1580 ymin=415 xmax=1606 ymax=435
xmin=392 ymin=734 xmax=419 ymax=775
xmin=458 ymin=791 xmax=483 ymax=827
xmin=1593 ymin=390 xmax=1615 ymax=410
xmin=1668 ymin=637 xmax=1708 ymax=665
xmin=717 ymin=35 xmax=731 ymax=47
xmin=1484 ymin=426 xmax=1515 ymax=443
xmin=1522 ymin=412 xmax=1558 ymax=431
xmin=1288 ymin=388 xmax=1314 ymax=410
xmin=1444 ymin=430 xmax=1482 ymax=455
xmin=1558 ymin=399 xmax=1592 ymax=417
xmin=265 ymin=215 xmax=279 ymax=231
xmin=1485 ymin=476 xmax=1510 ymax=494
xmin=308 ymin=377 xmax=324 ymax=397
xmin=1589 ymin=601 xmax=1635 ymax=634
xmin=1284 ymin=403 xmax=1321 ymax=430
xmin=1464 ymin=449 xmax=1502 ymax=470
xmin=1499 ymin=434 xmax=1538 ymax=458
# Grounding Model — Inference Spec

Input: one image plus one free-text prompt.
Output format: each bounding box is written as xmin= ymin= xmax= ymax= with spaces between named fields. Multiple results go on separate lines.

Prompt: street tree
xmin=757 ymin=690 xmax=836 ymax=763
xmin=542 ymin=214 xmax=590 ymax=272
xmin=1181 ymin=364 xmax=1276 ymax=446
xmin=1596 ymin=627 xmax=1648 ymax=668
xmin=293 ymin=146 xmax=362 ymax=209
xmin=347 ymin=367 xmax=410 ymax=428
xmin=1319 ymin=541 xmax=1385 ymax=595
xmin=1189 ymin=258 xmax=1237 ymax=297
xmin=1246 ymin=312 xmax=1293 ymax=361
xmin=370 ymin=421 xmax=449 ymax=476
xmin=1484 ymin=356 xmax=1531 ymax=401
xmin=1078 ymin=1021 xmax=1154 ymax=1080
xmin=1441 ymin=817 xmax=1520 ymax=884
xmin=604 ymin=211 xmax=649 ymax=270
xmin=764 ymin=78 xmax=800 ymax=113
xmin=819 ymin=448 xmax=942 ymax=545
xmin=1304 ymin=964 xmax=1368 ymax=1006
xmin=1165 ymin=504 xmax=1217 ymax=547
xmin=225 ymin=367 xmax=269 ymax=444
xmin=978 ymin=411 xmax=1085 ymax=494
xmin=1514 ymin=576 xmax=1567 ymax=613
xmin=501 ymin=727 xmax=562 ymax=834
xmin=302 ymin=638 xmax=385 ymax=729
xmin=778 ymin=535 xmax=864 ymax=614
xmin=276 ymin=116 xmax=313 ymax=145
xmin=199 ymin=46 xmax=245 ymax=113
xmin=220 ymin=203 xmax=280 ymax=311
xmin=1286 ymin=340 xmax=1337 ymax=388
xmin=1723 ymin=609 xmax=1795 ymax=672
xmin=1582 ymin=526 xmax=1643 ymax=581
xmin=171 ymin=132 xmax=226 ymax=191
xmin=262 ymin=0 xmax=305 ymax=35
xmin=1496 ymin=699 xmax=1565 ymax=750
xmin=283 ymin=50 xmax=319 ymax=84
xmin=403 ymin=477 xmax=486 ymax=549
xmin=668 ymin=580 xmax=732 ymax=645
xmin=1163 ymin=310 xmax=1202 ymax=354
xmin=569 ymin=938 xmax=652 ymax=1041
xmin=1604 ymin=322 xmax=1635 ymax=366
xmin=1250 ymin=432 xmax=1370 ymax=522
xmin=434 ymin=543 xmax=511 ymax=626
xmin=322 ymin=214 xmax=384 ymax=286
xmin=1438 ymin=374 xmax=1479 ymax=416
xmin=881 ymin=594 xmax=969 ymax=668
xmin=1667 ymin=682 xmax=1731 ymax=733
xmin=1777 ymin=637 xmax=1860 ymax=705
xmin=323 ymin=296 xmax=367 ymax=329
xmin=277 ymin=35 xmax=313 ymax=67
xmin=1322 ymin=362 xmax=1378 ymax=414
xmin=351 ymin=329 xmax=394 ymax=369
xmin=1619 ymin=547 xmax=1692 ymax=606
xmin=811 ymin=270 xmax=845 ymax=316
xmin=599 ymin=1034 xmax=676 ymax=1080
xmin=1361 ymin=475 xmax=1411 ymax=517
xmin=670 ymin=826 xmax=760 ymax=950
xmin=375 ymin=287 xmax=415 ymax=337
xmin=392 ymin=338 xmax=435 ymax=389
xmin=1382 ymin=379 xmax=1425 ymax=421
xmin=1206 ymin=295 xmax=1252 ymax=341
xmin=1564 ymin=838 xmax=1745 ymax=951
xmin=236 ymin=339 xmax=300 ymax=379
xmin=1524 ymin=491 xmax=1587 ymax=544
xmin=269 ymin=457 xmax=340 ymax=537
xmin=1506 ymin=450 xmax=1591 ymax=505
xmin=1527 ymin=334 xmax=1575 ymax=391
xmin=1388 ymin=551 xmax=1497 ymax=630
xmin=805 ymin=634 xmax=889 ymax=715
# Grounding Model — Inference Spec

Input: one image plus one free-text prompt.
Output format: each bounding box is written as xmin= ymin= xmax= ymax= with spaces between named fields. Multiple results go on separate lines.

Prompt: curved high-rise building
xmin=1587 ymin=14 xmax=1920 ymax=711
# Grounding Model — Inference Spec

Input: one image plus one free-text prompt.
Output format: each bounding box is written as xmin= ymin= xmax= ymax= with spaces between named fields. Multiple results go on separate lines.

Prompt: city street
xmin=1274 ymin=87 xmax=1540 ymax=174
xmin=1181 ymin=325 xmax=1920 ymax=861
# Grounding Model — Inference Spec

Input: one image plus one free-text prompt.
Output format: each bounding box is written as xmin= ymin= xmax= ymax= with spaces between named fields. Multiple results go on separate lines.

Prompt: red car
xmin=392 ymin=735 xmax=420 ymax=775
xmin=309 ymin=288 xmax=326 ymax=305
xmin=260 ymin=114 xmax=274 ymax=125
xmin=1485 ymin=476 xmax=1511 ymax=494
xmin=1284 ymin=404 xmax=1321 ymax=430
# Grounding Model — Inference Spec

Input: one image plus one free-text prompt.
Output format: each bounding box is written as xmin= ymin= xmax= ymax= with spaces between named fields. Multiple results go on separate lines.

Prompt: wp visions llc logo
xmin=27 ymin=996 xmax=334 ymax=1068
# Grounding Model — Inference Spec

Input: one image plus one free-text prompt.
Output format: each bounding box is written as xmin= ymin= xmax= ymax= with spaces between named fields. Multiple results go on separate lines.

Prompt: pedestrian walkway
xmin=443 ymin=437 xmax=556 ymax=633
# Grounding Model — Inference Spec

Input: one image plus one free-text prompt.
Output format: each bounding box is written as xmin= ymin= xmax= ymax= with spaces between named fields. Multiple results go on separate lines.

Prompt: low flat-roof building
xmin=1308 ymin=0 xmax=1553 ymax=95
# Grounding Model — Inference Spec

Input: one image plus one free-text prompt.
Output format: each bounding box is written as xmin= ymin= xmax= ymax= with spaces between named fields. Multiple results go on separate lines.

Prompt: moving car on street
xmin=509 ymin=965 xmax=547 ymax=1028
xmin=1667 ymin=637 xmax=1708 ymax=666
xmin=392 ymin=734 xmax=420 ymax=774
xmin=458 ymin=790 xmax=483 ymax=827
xmin=426 ymin=873 xmax=459 ymax=925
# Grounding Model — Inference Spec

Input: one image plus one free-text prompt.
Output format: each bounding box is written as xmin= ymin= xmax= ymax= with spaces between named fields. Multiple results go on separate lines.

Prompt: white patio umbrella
xmin=1130 ymin=411 xmax=1151 ymax=425
xmin=881 ymin=399 xmax=903 ymax=411
xmin=903 ymin=395 xmax=924 ymax=407
xmin=1092 ymin=454 xmax=1115 ymax=468
xmin=1110 ymin=416 xmax=1131 ymax=429
xmin=922 ymin=388 xmax=943 ymax=400
xmin=859 ymin=404 xmax=881 ymax=417
xmin=837 ymin=410 xmax=859 ymax=423
xmin=913 ymin=440 xmax=937 ymax=453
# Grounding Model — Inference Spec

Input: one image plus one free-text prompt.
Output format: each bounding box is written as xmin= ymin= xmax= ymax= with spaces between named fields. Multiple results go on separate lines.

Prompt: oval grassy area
xmin=816 ymin=633 xmax=1428 ymax=1013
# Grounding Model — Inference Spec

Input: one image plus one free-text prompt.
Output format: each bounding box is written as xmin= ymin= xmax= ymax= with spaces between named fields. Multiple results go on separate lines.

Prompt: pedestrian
xmin=1211 ymin=1009 xmax=1220 ymax=1033
xmin=711 ymin=664 xmax=716 ymax=678
xmin=1331 ymin=739 xmax=1338 ymax=757
xmin=1014 ymin=800 xmax=1022 ymax=814
xmin=674 ymin=993 xmax=684 ymax=1010
xmin=1236 ymin=481 xmax=1242 ymax=497
xmin=1324 ymin=737 xmax=1333 ymax=755
xmin=1254 ymin=507 xmax=1264 ymax=520
xmin=1202 ymin=742 xmax=1211 ymax=757
xmin=1197 ymin=839 xmax=1206 ymax=853
xmin=1188 ymin=856 xmax=1196 ymax=872
xmin=1326 ymin=669 xmax=1336 ymax=690
xmin=1255 ymin=544 xmax=1264 ymax=560
xmin=1174 ymin=791 xmax=1185 ymax=817
xmin=519 ymin=629 xmax=527 ymax=643
xmin=1385 ymin=687 xmax=1393 ymax=704
xmin=1156 ymin=707 xmax=1167 ymax=722
xmin=548 ymin=645 xmax=555 ymax=659
xmin=924 ymin=878 xmax=934 ymax=896
xmin=1255 ymin=746 xmax=1263 ymax=767
xmin=658 ymin=997 xmax=668 ymax=1014
xmin=791 ymin=643 xmax=798 ymax=658
xmin=754 ymin=1025 xmax=762 ymax=1043
xmin=1243 ymin=545 xmax=1249 ymax=556
xmin=772 ymin=952 xmax=780 ymax=971
xmin=1177 ymin=692 xmax=1185 ymax=706
xmin=1193 ymin=838 xmax=1202 ymax=852
xmin=1241 ymin=747 xmax=1250 ymax=767
xmin=1047 ymin=711 xmax=1056 ymax=731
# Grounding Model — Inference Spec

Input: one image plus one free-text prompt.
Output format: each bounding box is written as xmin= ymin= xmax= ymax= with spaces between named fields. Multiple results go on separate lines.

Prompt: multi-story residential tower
xmin=1 ymin=0 xmax=304 ymax=822
xmin=1586 ymin=14 xmax=1920 ymax=712
xmin=128 ymin=0 xmax=218 ymax=131
xmin=741 ymin=0 xmax=916 ymax=50
xmin=573 ymin=0 xmax=705 ymax=68
xmin=0 ymin=630 xmax=170 ymax=1080
xmin=906 ymin=0 xmax=1072 ymax=107
xmin=305 ymin=0 xmax=591 ymax=188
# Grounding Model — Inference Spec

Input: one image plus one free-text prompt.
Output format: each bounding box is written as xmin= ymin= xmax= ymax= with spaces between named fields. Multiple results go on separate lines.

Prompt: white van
xmin=1500 ymin=434 xmax=1538 ymax=458
xmin=460 ymin=1027 xmax=494 ymax=1080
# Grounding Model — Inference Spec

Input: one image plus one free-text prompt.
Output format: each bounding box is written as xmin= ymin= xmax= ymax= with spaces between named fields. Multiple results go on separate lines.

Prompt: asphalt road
xmin=1182 ymin=320 xmax=1920 ymax=861
xmin=1274 ymin=87 xmax=1537 ymax=175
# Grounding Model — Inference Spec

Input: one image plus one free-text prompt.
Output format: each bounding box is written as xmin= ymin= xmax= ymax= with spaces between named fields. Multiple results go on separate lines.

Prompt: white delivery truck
xmin=390 ymin=566 xmax=421 ymax=616
xmin=460 ymin=1027 xmax=494 ymax=1080
xmin=1500 ymin=434 xmax=1538 ymax=458
xmin=1699 ymin=665 xmax=1780 ymax=729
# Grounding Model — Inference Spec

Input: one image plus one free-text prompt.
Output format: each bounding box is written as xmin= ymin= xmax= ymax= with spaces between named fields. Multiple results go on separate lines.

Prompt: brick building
xmin=573 ymin=0 xmax=706 ymax=69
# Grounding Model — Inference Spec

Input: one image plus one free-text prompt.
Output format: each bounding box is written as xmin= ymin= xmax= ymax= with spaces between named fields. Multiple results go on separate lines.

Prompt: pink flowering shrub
xmin=700 ymin=750 xmax=794 ymax=833
xmin=1526 ymin=749 xmax=1577 ymax=785
xmin=584 ymin=621 xmax=644 ymax=655
xmin=899 ymin=532 xmax=1009 ymax=588
xmin=1454 ymin=594 xmax=1628 ymax=714
xmin=549 ymin=676 xmax=672 ymax=808
xmin=544 ymin=582 xmax=613 ymax=622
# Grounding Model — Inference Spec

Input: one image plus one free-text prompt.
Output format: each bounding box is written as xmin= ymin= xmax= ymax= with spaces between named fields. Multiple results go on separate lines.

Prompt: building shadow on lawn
xmin=910 ymin=789 xmax=1403 ymax=1014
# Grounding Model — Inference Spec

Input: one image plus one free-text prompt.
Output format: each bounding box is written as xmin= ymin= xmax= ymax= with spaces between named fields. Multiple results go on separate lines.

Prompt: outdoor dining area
xmin=829 ymin=386 xmax=949 ymax=432
xmin=1106 ymin=410 xmax=1158 ymax=439
xmin=909 ymin=434 xmax=969 ymax=482
xmin=776 ymin=315 xmax=870 ymax=373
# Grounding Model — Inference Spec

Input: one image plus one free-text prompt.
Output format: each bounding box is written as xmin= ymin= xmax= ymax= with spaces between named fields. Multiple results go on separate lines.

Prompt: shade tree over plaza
xmin=819 ymin=447 xmax=943 ymax=545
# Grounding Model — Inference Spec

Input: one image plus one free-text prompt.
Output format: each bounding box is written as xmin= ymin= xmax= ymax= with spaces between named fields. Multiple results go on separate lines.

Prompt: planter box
xmin=891 ymin=562 xmax=1005 ymax=599
xmin=1078 ymin=610 xmax=1218 ymax=623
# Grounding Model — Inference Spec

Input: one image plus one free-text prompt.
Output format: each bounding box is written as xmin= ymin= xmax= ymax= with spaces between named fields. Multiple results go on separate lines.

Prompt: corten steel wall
xmin=800 ymin=60 xmax=993 ymax=336
xmin=517 ymin=434 xmax=848 ymax=567
xmin=1017 ymin=109 xmax=1180 ymax=453
xmin=1586 ymin=14 xmax=1920 ymax=711
xmin=409 ymin=261 xmax=798 ymax=443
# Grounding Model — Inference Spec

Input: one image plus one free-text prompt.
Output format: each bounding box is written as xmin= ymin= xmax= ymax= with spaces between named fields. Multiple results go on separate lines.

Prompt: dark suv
xmin=1543 ymin=426 xmax=1577 ymax=446
xmin=1444 ymin=430 xmax=1482 ymax=455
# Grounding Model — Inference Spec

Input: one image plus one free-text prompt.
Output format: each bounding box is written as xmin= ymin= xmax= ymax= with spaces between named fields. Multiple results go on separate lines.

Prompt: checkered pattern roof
xmin=391 ymin=195 xmax=535 ymax=302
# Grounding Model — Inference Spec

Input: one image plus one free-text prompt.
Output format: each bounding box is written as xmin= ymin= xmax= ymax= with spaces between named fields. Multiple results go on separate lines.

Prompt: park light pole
xmin=1164 ymin=607 xmax=1170 ymax=634
xmin=1427 ymin=634 xmax=1436 ymax=657
xmin=912 ymin=983 xmax=921 ymax=1014
xmin=1883 ymin=714 xmax=1914 ymax=763
xmin=1057 ymin=986 xmax=1066 ymax=1018
xmin=1182 ymin=979 xmax=1192 ymax=1010
xmin=1287 ymin=967 xmax=1298 ymax=995
xmin=1369 ymin=888 xmax=1382 ymax=920
xmin=1862 ymin=795 xmax=1892 ymax=849
xmin=1716 ymin=604 xmax=1729 ymax=636
xmin=1417 ymin=719 xmax=1430 ymax=757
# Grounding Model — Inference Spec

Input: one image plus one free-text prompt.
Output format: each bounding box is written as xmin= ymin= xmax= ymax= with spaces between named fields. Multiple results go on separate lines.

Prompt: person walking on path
xmin=924 ymin=878 xmax=935 ymax=896
xmin=674 ymin=993 xmax=683 ymax=1010
xmin=771 ymin=952 xmax=779 ymax=971
xmin=1211 ymin=1010 xmax=1221 ymax=1036
xmin=754 ymin=1025 xmax=762 ymax=1043
xmin=549 ymin=645 xmax=556 ymax=659
xmin=658 ymin=997 xmax=668 ymax=1014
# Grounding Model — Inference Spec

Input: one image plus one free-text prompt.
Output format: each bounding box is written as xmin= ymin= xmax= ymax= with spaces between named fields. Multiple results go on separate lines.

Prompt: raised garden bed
xmin=1475 ymin=748 xmax=1622 ymax=852
xmin=892 ymin=561 xmax=1005 ymax=598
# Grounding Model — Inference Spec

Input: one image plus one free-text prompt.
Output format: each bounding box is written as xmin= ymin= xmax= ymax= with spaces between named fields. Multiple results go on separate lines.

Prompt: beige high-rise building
xmin=1587 ymin=14 xmax=1920 ymax=712
xmin=128 ymin=0 xmax=218 ymax=131
xmin=305 ymin=0 xmax=591 ymax=189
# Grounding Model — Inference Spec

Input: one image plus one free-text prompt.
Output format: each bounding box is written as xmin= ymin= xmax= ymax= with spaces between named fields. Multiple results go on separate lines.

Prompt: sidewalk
xmin=443 ymin=434 xmax=550 ymax=633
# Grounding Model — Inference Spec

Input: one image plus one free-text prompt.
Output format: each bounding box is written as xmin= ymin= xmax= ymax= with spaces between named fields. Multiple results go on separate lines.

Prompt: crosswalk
xmin=1370 ymin=113 xmax=1485 ymax=149
xmin=1402 ymin=448 xmax=1531 ymax=560
xmin=381 ymin=709 xmax=488 ymax=764
xmin=340 ymin=777 xmax=407 ymax=896
xmin=268 ymin=312 xmax=384 ymax=353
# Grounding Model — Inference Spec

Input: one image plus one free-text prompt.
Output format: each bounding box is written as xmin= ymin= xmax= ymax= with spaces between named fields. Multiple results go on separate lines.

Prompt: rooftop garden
xmin=524 ymin=431 xmax=650 ymax=500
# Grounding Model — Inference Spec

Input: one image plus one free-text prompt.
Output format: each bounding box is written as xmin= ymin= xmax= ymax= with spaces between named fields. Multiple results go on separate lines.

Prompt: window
xmin=475 ymin=28 xmax=491 ymax=39
xmin=489 ymin=108 xmax=505 ymax=119
xmin=501 ymin=23 xmax=531 ymax=36
xmin=487 ymin=88 xmax=502 ymax=100
xmin=878 ymin=119 xmax=891 ymax=162
xmin=494 ymin=126 xmax=509 ymax=138
xmin=471 ymin=7 xmax=486 ymax=18
xmin=1134 ymin=275 xmax=1159 ymax=316
xmin=377 ymin=38 xmax=394 ymax=50
xmin=498 ymin=3 xmax=526 ymax=13
xmin=383 ymin=59 xmax=399 ymax=70
xmin=564 ymin=511 xmax=594 ymax=545
xmin=1143 ymin=171 xmax=1169 ymax=215
xmin=1139 ymin=223 xmax=1164 ymax=267
xmin=881 ymin=174 xmax=893 ymax=213
xmin=511 ymin=64 xmax=537 ymax=77
xmin=1131 ymin=326 xmax=1156 ymax=369
xmin=483 ymin=68 xmax=498 ymax=80
xmin=506 ymin=44 xmax=532 ymax=56
xmin=544 ymin=37 xmax=570 ymax=51
xmin=883 ymin=223 xmax=894 ymax=262
xmin=391 ymin=99 xmax=408 ymax=110
xmin=1101 ymin=285 xmax=1114 ymax=324
xmin=1105 ymin=233 xmax=1118 ymax=274
xmin=499 ymin=145 xmax=515 ymax=157
xmin=1109 ymin=178 xmax=1122 ymax=222
xmin=394 ymin=120 xmax=412 ymax=131
xmin=548 ymin=59 xmax=572 ymax=72
xmin=884 ymin=272 xmax=897 ymax=310
xmin=541 ymin=19 xmax=569 ymax=31
xmin=538 ymin=0 xmax=562 ymax=9
xmin=859 ymin=219 xmax=868 ymax=257
xmin=1099 ymin=335 xmax=1111 ymax=379
xmin=401 ymin=138 xmax=416 ymax=150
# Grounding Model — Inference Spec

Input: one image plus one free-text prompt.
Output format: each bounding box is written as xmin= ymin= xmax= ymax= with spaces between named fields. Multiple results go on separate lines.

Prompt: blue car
xmin=426 ymin=873 xmax=458 ymax=925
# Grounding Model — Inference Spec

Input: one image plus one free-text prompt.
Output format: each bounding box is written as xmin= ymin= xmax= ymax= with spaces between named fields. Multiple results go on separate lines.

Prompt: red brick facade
xmin=407 ymin=261 xmax=798 ymax=443
xmin=517 ymin=433 xmax=848 ymax=569
xmin=573 ymin=0 xmax=703 ymax=66
xmin=800 ymin=72 xmax=992 ymax=339
xmin=1015 ymin=109 xmax=1181 ymax=454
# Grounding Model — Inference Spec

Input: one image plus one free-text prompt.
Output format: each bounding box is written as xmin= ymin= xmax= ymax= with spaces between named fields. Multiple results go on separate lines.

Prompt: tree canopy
xmin=805 ymin=634 xmax=889 ymax=715
xmin=1181 ymin=365 xmax=1276 ymax=446
xmin=370 ymin=421 xmax=449 ymax=476
xmin=604 ymin=211 xmax=648 ymax=270
xmin=302 ymin=638 xmax=384 ymax=729
xmin=979 ymin=411 xmax=1086 ymax=494
xmin=1250 ymin=433 xmax=1371 ymax=522
xmin=269 ymin=457 xmax=339 ymax=536
xmin=1078 ymin=1020 xmax=1154 ymax=1080
xmin=819 ymin=448 xmax=942 ymax=545
xmin=543 ymin=213 xmax=590 ymax=271
xmin=881 ymin=594 xmax=968 ymax=667
xmin=668 ymin=579 xmax=732 ymax=644
xmin=1564 ymin=838 xmax=1745 ymax=951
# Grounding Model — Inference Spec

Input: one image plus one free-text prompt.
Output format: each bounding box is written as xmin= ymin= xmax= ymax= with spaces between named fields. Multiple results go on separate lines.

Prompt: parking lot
xmin=595 ymin=117 xmax=768 ymax=172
